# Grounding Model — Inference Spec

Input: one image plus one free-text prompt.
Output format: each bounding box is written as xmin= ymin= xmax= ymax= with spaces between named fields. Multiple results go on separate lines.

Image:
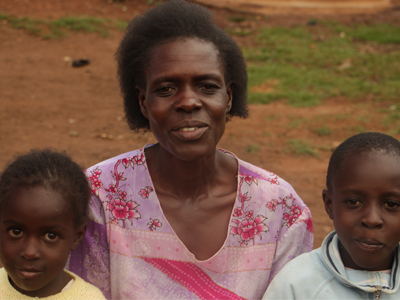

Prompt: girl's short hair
xmin=0 ymin=149 xmax=90 ymax=227
xmin=116 ymin=0 xmax=248 ymax=131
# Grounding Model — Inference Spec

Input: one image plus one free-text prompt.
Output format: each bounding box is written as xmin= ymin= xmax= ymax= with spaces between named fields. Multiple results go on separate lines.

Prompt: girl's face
xmin=136 ymin=38 xmax=232 ymax=162
xmin=323 ymin=152 xmax=400 ymax=271
xmin=0 ymin=186 xmax=86 ymax=297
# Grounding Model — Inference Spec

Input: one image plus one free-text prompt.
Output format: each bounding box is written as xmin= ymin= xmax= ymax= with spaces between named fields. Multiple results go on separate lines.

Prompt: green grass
xmin=313 ymin=125 xmax=332 ymax=137
xmin=0 ymin=14 xmax=128 ymax=39
xmin=245 ymin=143 xmax=260 ymax=154
xmin=245 ymin=23 xmax=400 ymax=106
xmin=285 ymin=139 xmax=319 ymax=157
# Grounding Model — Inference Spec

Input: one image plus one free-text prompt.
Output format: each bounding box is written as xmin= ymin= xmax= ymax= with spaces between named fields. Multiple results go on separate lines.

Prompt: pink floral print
xmin=139 ymin=186 xmax=154 ymax=199
xmin=107 ymin=198 xmax=141 ymax=226
xmin=231 ymin=216 xmax=269 ymax=246
xmin=147 ymin=218 xmax=162 ymax=231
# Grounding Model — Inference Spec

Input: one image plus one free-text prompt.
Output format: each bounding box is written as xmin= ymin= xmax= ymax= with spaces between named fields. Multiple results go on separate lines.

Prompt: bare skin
xmin=137 ymin=38 xmax=238 ymax=260
xmin=145 ymin=145 xmax=237 ymax=261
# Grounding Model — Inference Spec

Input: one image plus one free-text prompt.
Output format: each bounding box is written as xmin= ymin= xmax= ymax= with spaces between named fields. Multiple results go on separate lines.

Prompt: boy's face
xmin=323 ymin=151 xmax=400 ymax=271
xmin=0 ymin=186 xmax=85 ymax=297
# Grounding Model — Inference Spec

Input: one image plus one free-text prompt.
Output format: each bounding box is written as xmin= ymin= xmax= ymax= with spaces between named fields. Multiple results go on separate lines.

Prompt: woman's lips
xmin=172 ymin=126 xmax=208 ymax=140
xmin=354 ymin=239 xmax=384 ymax=251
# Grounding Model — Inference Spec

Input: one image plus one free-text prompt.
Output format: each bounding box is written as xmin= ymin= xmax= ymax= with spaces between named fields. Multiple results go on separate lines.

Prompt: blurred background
xmin=0 ymin=0 xmax=399 ymax=248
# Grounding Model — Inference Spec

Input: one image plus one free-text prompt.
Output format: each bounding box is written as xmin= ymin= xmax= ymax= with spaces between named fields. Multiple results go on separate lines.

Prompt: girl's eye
xmin=345 ymin=199 xmax=362 ymax=206
xmin=44 ymin=232 xmax=59 ymax=242
xmin=383 ymin=201 xmax=400 ymax=209
xmin=8 ymin=228 xmax=23 ymax=237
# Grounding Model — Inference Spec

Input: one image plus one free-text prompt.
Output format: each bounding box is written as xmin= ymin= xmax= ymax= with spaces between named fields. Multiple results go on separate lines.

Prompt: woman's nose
xmin=174 ymin=87 xmax=202 ymax=113
xmin=21 ymin=238 xmax=40 ymax=260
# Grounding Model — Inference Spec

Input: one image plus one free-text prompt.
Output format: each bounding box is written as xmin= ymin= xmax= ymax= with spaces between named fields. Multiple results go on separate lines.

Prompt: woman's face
xmin=137 ymin=38 xmax=232 ymax=162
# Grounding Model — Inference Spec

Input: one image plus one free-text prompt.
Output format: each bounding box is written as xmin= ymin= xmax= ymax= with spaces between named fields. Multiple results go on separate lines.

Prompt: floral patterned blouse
xmin=68 ymin=145 xmax=313 ymax=300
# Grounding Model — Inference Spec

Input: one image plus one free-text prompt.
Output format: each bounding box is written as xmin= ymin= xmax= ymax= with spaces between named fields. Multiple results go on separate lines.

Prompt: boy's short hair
xmin=326 ymin=132 xmax=400 ymax=191
xmin=0 ymin=149 xmax=90 ymax=228
xmin=116 ymin=0 xmax=248 ymax=131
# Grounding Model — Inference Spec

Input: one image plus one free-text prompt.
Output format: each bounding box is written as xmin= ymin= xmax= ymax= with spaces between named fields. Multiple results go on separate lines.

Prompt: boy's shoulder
xmin=263 ymin=248 xmax=336 ymax=299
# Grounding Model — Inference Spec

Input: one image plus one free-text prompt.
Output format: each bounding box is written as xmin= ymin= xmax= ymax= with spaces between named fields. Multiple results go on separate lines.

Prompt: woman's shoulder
xmin=86 ymin=147 xmax=145 ymax=172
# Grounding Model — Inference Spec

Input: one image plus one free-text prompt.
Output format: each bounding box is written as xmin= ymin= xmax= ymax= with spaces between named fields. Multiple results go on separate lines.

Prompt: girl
xmin=0 ymin=149 xmax=106 ymax=299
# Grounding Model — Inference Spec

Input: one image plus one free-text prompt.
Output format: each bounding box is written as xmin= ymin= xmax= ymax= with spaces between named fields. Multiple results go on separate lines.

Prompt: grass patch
xmin=285 ymin=139 xmax=319 ymax=157
xmin=0 ymin=14 xmax=129 ymax=39
xmin=313 ymin=125 xmax=332 ymax=136
xmin=245 ymin=23 xmax=400 ymax=106
xmin=245 ymin=143 xmax=260 ymax=154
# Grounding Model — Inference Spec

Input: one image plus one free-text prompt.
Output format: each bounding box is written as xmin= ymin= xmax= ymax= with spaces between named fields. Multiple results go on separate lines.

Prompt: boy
xmin=263 ymin=132 xmax=400 ymax=299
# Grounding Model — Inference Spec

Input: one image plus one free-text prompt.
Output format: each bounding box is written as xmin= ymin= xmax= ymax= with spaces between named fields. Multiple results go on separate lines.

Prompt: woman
xmin=68 ymin=1 xmax=313 ymax=299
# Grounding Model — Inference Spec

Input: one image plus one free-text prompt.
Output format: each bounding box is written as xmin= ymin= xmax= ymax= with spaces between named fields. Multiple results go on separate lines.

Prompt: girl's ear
xmin=226 ymin=84 xmax=233 ymax=113
xmin=322 ymin=189 xmax=334 ymax=220
xmin=71 ymin=224 xmax=87 ymax=251
xmin=136 ymin=86 xmax=149 ymax=120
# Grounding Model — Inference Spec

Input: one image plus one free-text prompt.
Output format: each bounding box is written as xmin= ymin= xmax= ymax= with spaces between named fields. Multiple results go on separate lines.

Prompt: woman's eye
xmin=8 ymin=228 xmax=23 ymax=237
xmin=44 ymin=232 xmax=59 ymax=242
xmin=383 ymin=201 xmax=400 ymax=209
xmin=157 ymin=86 xmax=174 ymax=94
xmin=200 ymin=84 xmax=217 ymax=91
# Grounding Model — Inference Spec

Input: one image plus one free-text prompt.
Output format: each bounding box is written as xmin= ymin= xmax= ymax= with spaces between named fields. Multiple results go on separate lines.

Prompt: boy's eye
xmin=345 ymin=199 xmax=362 ymax=206
xmin=44 ymin=232 xmax=59 ymax=242
xmin=8 ymin=228 xmax=23 ymax=237
xmin=383 ymin=201 xmax=400 ymax=209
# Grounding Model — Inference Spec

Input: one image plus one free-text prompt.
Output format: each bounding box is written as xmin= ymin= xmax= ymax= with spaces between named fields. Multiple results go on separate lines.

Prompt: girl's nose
xmin=21 ymin=238 xmax=40 ymax=260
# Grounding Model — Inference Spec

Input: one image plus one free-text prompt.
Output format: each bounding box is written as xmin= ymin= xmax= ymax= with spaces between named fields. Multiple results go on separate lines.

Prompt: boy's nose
xmin=21 ymin=238 xmax=40 ymax=260
xmin=361 ymin=208 xmax=383 ymax=229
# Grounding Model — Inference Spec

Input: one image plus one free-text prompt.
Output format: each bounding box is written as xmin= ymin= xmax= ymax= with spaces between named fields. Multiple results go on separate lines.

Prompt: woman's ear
xmin=136 ymin=86 xmax=149 ymax=120
xmin=322 ymin=189 xmax=334 ymax=220
xmin=226 ymin=84 xmax=233 ymax=113
xmin=71 ymin=224 xmax=87 ymax=251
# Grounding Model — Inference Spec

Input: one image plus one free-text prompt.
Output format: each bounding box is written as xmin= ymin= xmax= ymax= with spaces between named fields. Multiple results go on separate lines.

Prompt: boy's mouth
xmin=354 ymin=239 xmax=384 ymax=251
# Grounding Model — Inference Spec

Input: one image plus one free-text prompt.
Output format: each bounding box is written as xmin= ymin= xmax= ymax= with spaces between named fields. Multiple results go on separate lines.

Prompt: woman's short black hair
xmin=0 ymin=149 xmax=90 ymax=228
xmin=326 ymin=132 xmax=400 ymax=191
xmin=116 ymin=0 xmax=248 ymax=131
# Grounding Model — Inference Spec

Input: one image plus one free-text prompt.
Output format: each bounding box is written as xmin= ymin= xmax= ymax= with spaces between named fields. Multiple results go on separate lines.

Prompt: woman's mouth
xmin=179 ymin=127 xmax=199 ymax=132
xmin=172 ymin=126 xmax=207 ymax=140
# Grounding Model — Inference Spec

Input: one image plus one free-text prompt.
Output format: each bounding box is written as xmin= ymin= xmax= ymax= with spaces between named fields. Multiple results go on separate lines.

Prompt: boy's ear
xmin=322 ymin=189 xmax=334 ymax=220
xmin=136 ymin=86 xmax=149 ymax=120
xmin=71 ymin=224 xmax=87 ymax=251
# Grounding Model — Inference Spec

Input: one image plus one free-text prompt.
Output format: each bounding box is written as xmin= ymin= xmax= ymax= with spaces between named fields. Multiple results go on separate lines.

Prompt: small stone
xmin=68 ymin=118 xmax=76 ymax=124
xmin=122 ymin=5 xmax=127 ymax=12
xmin=117 ymin=135 xmax=124 ymax=140
xmin=390 ymin=105 xmax=397 ymax=111
xmin=100 ymin=133 xmax=108 ymax=139
xmin=63 ymin=56 xmax=71 ymax=62
xmin=340 ymin=32 xmax=345 ymax=38
xmin=116 ymin=116 xmax=123 ymax=121
xmin=70 ymin=131 xmax=79 ymax=137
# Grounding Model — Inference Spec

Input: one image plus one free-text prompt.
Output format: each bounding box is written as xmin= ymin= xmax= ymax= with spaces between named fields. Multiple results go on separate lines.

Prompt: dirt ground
xmin=1 ymin=0 xmax=400 ymax=249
